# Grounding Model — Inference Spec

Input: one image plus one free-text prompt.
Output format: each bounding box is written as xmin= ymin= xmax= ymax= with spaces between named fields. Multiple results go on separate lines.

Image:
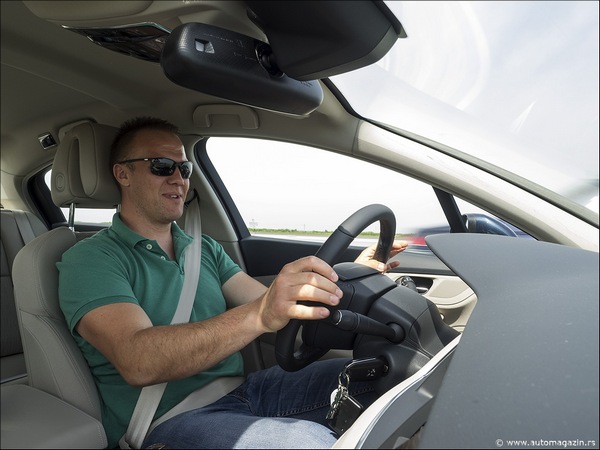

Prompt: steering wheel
xmin=275 ymin=204 xmax=396 ymax=371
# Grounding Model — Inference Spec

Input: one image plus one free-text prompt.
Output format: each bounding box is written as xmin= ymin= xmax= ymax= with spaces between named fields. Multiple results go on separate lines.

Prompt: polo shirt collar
xmin=110 ymin=213 xmax=194 ymax=257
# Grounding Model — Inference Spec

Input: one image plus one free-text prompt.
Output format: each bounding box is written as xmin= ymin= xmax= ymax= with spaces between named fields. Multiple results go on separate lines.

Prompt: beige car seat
xmin=1 ymin=209 xmax=49 ymax=385
xmin=6 ymin=121 xmax=119 ymax=448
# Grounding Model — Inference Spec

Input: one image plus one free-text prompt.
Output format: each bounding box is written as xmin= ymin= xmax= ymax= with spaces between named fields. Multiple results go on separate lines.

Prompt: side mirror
xmin=462 ymin=213 xmax=518 ymax=237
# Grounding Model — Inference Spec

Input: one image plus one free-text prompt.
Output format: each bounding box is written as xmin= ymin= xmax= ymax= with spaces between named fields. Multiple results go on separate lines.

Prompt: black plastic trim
xmin=28 ymin=167 xmax=64 ymax=229
xmin=433 ymin=188 xmax=467 ymax=234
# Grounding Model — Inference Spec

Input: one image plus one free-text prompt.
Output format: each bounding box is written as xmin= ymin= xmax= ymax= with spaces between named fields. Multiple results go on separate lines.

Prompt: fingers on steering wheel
xmin=284 ymin=255 xmax=339 ymax=283
xmin=291 ymin=302 xmax=331 ymax=320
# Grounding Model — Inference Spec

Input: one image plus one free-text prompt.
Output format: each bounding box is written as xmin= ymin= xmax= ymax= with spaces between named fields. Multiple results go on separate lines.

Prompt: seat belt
xmin=121 ymin=192 xmax=202 ymax=449
xmin=13 ymin=210 xmax=36 ymax=245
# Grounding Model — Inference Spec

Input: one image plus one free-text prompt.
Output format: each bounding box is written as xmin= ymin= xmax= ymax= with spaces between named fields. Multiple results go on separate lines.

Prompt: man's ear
xmin=113 ymin=163 xmax=131 ymax=187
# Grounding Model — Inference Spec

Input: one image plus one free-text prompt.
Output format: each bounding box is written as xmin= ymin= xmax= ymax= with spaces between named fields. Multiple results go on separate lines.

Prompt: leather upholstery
xmin=1 ymin=210 xmax=48 ymax=384
xmin=51 ymin=121 xmax=120 ymax=208
xmin=12 ymin=122 xmax=118 ymax=425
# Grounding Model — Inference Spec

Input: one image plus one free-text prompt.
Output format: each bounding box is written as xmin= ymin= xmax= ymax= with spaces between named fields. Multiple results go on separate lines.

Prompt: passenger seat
xmin=0 ymin=209 xmax=48 ymax=384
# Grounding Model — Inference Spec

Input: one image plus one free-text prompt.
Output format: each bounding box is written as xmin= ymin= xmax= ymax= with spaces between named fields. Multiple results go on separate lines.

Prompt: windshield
xmin=331 ymin=1 xmax=599 ymax=213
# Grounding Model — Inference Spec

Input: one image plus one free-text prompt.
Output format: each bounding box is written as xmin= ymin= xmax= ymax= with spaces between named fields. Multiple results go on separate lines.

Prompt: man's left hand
xmin=354 ymin=240 xmax=408 ymax=273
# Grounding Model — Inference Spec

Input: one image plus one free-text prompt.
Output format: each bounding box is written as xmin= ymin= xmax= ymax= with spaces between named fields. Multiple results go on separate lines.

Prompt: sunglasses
xmin=118 ymin=157 xmax=193 ymax=179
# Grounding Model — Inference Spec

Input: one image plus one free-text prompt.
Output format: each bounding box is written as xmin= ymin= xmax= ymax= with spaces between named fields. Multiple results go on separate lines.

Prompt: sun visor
xmin=245 ymin=0 xmax=406 ymax=81
xmin=160 ymin=23 xmax=324 ymax=117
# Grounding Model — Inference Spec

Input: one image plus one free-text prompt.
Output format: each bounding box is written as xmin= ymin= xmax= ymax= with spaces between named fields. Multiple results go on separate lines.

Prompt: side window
xmin=206 ymin=137 xmax=450 ymax=245
xmin=44 ymin=170 xmax=115 ymax=226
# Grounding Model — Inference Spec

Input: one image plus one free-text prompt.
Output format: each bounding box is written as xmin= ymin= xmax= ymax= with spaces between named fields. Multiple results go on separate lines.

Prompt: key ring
xmin=338 ymin=371 xmax=350 ymax=388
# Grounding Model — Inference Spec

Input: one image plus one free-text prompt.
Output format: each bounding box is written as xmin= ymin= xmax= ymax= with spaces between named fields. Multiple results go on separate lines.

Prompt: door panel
xmin=387 ymin=272 xmax=476 ymax=333
xmin=239 ymin=235 xmax=363 ymax=277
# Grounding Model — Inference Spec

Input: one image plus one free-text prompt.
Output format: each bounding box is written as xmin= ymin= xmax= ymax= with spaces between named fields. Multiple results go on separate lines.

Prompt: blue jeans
xmin=142 ymin=358 xmax=378 ymax=449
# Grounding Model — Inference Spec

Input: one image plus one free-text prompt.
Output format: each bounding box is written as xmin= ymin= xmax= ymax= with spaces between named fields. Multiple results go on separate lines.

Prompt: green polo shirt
xmin=58 ymin=213 xmax=243 ymax=448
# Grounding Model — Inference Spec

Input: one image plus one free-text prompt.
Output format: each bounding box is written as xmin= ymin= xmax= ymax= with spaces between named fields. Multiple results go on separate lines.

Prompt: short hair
xmin=110 ymin=116 xmax=179 ymax=168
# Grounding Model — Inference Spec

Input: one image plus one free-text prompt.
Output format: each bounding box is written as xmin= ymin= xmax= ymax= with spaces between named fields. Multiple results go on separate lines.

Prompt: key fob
xmin=327 ymin=394 xmax=364 ymax=435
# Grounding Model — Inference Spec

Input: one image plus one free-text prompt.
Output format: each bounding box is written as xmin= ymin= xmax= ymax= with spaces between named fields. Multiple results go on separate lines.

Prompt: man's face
xmin=116 ymin=129 xmax=190 ymax=225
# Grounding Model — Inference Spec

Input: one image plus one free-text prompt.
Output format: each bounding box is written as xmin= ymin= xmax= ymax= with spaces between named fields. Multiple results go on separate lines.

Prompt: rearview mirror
xmin=160 ymin=23 xmax=323 ymax=116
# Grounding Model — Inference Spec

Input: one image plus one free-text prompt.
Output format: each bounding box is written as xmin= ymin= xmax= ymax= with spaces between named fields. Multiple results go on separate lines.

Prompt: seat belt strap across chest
xmin=121 ymin=193 xmax=202 ymax=449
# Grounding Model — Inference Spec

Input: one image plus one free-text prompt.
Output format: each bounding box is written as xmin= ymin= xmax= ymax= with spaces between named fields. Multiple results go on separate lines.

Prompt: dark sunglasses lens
xmin=179 ymin=162 xmax=193 ymax=179
xmin=150 ymin=158 xmax=192 ymax=178
xmin=149 ymin=159 xmax=175 ymax=176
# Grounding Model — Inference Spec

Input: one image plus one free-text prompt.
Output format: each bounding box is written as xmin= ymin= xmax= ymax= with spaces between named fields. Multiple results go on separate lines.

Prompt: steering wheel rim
xmin=275 ymin=204 xmax=396 ymax=371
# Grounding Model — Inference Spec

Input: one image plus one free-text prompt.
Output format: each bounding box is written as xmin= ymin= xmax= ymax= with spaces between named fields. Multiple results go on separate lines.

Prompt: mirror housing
xmin=246 ymin=0 xmax=406 ymax=80
xmin=463 ymin=213 xmax=519 ymax=237
xmin=160 ymin=23 xmax=323 ymax=116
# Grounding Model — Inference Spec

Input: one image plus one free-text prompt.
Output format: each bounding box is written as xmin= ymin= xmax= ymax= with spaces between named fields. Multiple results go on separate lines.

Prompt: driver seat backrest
xmin=12 ymin=121 xmax=120 ymax=421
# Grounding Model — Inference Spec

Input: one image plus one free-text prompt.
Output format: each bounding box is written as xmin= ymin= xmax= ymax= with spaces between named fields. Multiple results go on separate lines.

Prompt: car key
xmin=326 ymin=370 xmax=364 ymax=435
xmin=344 ymin=357 xmax=388 ymax=381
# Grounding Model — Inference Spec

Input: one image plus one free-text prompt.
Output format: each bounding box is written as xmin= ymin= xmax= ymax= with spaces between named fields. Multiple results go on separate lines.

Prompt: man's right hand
xmin=254 ymin=255 xmax=342 ymax=333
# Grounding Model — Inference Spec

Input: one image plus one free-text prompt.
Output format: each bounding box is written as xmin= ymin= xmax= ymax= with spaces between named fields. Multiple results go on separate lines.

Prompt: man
xmin=58 ymin=117 xmax=407 ymax=448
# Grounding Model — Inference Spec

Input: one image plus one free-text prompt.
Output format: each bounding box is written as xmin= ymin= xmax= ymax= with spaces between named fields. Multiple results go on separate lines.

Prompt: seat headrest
xmin=51 ymin=122 xmax=120 ymax=208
